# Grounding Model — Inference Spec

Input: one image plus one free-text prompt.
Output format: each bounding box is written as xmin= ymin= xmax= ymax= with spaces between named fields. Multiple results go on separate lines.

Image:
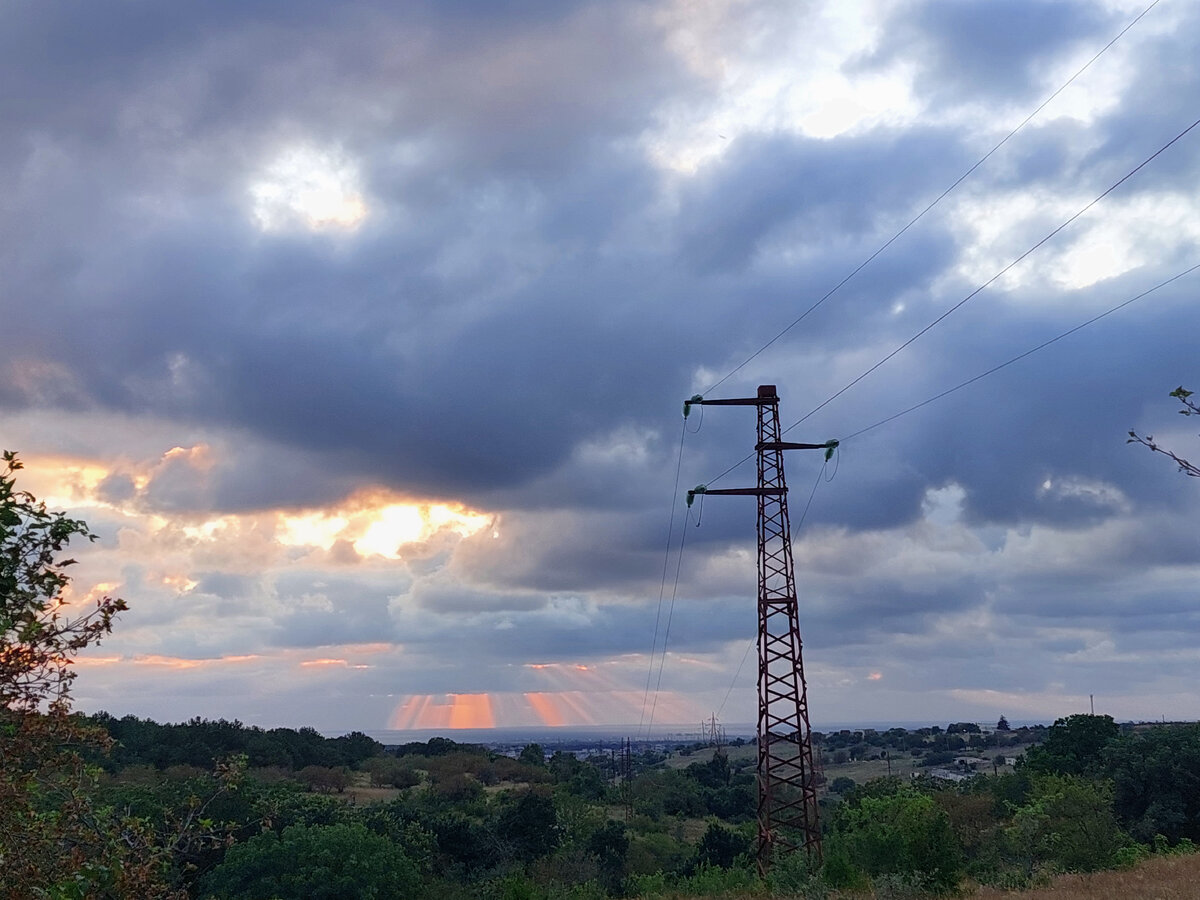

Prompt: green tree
xmin=1006 ymin=775 xmax=1127 ymax=873
xmin=587 ymin=819 xmax=630 ymax=891
xmin=199 ymin=822 xmax=421 ymax=899
xmin=0 ymin=452 xmax=182 ymax=898
xmin=518 ymin=742 xmax=546 ymax=766
xmin=830 ymin=776 xmax=857 ymax=794
xmin=1128 ymin=386 xmax=1199 ymax=477
xmin=1022 ymin=714 xmax=1119 ymax=777
xmin=497 ymin=788 xmax=560 ymax=861
xmin=827 ymin=787 xmax=963 ymax=894
xmin=1 ymin=451 xmax=127 ymax=712
xmin=1104 ymin=724 xmax=1200 ymax=843
xmin=996 ymin=716 xmax=1011 ymax=731
xmin=694 ymin=821 xmax=750 ymax=870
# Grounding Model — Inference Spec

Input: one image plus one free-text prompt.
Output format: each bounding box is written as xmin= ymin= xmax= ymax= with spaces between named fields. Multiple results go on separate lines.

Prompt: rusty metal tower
xmin=686 ymin=384 xmax=831 ymax=870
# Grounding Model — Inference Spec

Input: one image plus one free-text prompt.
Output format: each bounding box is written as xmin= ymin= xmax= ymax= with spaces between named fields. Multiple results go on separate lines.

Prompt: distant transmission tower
xmin=701 ymin=712 xmax=725 ymax=749
xmin=686 ymin=384 xmax=830 ymax=870
xmin=620 ymin=737 xmax=633 ymax=821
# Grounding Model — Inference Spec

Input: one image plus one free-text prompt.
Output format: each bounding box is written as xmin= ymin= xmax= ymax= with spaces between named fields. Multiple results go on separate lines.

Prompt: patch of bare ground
xmin=971 ymin=854 xmax=1200 ymax=899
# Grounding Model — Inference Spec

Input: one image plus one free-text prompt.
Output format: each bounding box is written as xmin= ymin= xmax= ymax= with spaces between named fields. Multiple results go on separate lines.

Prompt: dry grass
xmin=970 ymin=854 xmax=1200 ymax=899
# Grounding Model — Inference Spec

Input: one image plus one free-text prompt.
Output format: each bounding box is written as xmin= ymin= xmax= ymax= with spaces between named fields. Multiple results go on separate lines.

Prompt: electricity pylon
xmin=686 ymin=384 xmax=833 ymax=871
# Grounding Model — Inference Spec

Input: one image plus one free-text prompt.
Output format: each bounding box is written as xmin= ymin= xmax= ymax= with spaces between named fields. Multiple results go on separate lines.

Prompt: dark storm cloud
xmin=8 ymin=0 xmax=1200 ymax=727
xmin=676 ymin=127 xmax=968 ymax=272
xmin=866 ymin=0 xmax=1116 ymax=105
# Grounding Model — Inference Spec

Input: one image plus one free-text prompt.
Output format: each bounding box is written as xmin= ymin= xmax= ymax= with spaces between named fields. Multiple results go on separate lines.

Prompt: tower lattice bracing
xmin=686 ymin=384 xmax=825 ymax=871
xmin=752 ymin=386 xmax=820 ymax=867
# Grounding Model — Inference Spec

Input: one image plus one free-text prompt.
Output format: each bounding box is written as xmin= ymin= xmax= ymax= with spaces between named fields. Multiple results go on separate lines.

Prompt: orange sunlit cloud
xmin=73 ymin=656 xmax=122 ymax=667
xmin=125 ymin=654 xmax=263 ymax=670
xmin=867 ymin=672 xmax=883 ymax=681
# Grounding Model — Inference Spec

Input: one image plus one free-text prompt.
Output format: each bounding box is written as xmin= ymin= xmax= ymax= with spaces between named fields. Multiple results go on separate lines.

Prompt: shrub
xmin=829 ymin=788 xmax=963 ymax=893
xmin=199 ymin=822 xmax=421 ymax=899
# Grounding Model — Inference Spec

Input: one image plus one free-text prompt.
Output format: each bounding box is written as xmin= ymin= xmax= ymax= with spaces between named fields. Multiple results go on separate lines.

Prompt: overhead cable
xmin=701 ymin=0 xmax=1165 ymax=396
xmin=840 ymin=261 xmax=1200 ymax=443
xmin=786 ymin=112 xmax=1200 ymax=435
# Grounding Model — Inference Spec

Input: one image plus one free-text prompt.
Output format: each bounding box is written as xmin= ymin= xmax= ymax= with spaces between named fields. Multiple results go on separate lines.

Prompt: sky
xmin=4 ymin=0 xmax=1200 ymax=734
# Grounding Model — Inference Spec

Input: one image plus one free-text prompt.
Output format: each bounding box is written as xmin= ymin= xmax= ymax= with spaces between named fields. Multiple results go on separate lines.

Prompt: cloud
xmin=5 ymin=0 xmax=1200 ymax=730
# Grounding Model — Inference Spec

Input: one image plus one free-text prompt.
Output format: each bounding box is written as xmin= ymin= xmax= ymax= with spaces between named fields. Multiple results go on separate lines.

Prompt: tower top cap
xmin=757 ymin=385 xmax=778 ymax=398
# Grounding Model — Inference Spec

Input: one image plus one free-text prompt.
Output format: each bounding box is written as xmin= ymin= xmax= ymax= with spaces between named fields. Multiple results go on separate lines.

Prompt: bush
xmin=830 ymin=776 xmax=856 ymax=794
xmin=828 ymin=788 xmax=963 ymax=894
xmin=199 ymin=822 xmax=421 ymax=898
xmin=767 ymin=849 xmax=827 ymax=898
xmin=1006 ymin=775 xmax=1128 ymax=873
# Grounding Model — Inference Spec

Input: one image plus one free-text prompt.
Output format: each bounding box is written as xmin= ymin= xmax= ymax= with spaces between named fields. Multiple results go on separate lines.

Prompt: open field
xmin=970 ymin=853 xmax=1200 ymax=899
xmin=664 ymin=739 xmax=1040 ymax=792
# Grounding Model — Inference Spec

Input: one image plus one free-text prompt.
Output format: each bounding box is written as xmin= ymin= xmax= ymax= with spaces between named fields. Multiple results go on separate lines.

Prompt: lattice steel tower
xmin=686 ymin=384 xmax=830 ymax=870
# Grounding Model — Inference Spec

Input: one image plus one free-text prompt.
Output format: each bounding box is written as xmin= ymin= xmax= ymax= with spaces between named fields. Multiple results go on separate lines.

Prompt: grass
xmin=969 ymin=853 xmax=1200 ymax=899
xmin=650 ymin=853 xmax=1200 ymax=899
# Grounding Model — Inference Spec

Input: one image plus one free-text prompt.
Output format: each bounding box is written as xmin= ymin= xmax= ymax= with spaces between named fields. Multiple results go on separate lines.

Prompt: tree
xmin=830 ymin=776 xmax=857 ymax=794
xmin=1006 ymin=775 xmax=1127 ymax=873
xmin=695 ymin=822 xmax=750 ymax=870
xmin=1 ymin=451 xmax=127 ymax=712
xmin=518 ymin=742 xmax=546 ymax=766
xmin=0 ymin=451 xmax=181 ymax=897
xmin=1022 ymin=714 xmax=1119 ymax=777
xmin=1104 ymin=724 xmax=1200 ymax=843
xmin=497 ymin=788 xmax=560 ymax=861
xmin=1128 ymin=386 xmax=1199 ymax=477
xmin=827 ymin=788 xmax=963 ymax=893
xmin=199 ymin=823 xmax=422 ymax=899
xmin=996 ymin=716 xmax=1011 ymax=732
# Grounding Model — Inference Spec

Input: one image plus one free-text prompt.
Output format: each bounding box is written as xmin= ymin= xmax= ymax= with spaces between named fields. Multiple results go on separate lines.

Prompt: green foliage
xmin=586 ymin=820 xmax=629 ymax=882
xmin=830 ymin=776 xmax=856 ymax=794
xmin=827 ymin=787 xmax=963 ymax=894
xmin=630 ymin=862 xmax=763 ymax=898
xmin=1005 ymin=774 xmax=1128 ymax=873
xmin=361 ymin=755 xmax=421 ymax=788
xmin=199 ymin=822 xmax=422 ymax=899
xmin=296 ymin=764 xmax=349 ymax=793
xmin=0 ymin=453 xmax=186 ymax=898
xmin=1022 ymin=714 xmax=1120 ymax=777
xmin=519 ymin=743 xmax=547 ymax=766
xmin=1 ymin=452 xmax=127 ymax=715
xmin=497 ymin=788 xmax=561 ymax=861
xmin=90 ymin=714 xmax=383 ymax=771
xmin=694 ymin=821 xmax=750 ymax=870
xmin=1104 ymin=724 xmax=1200 ymax=843
xmin=625 ymin=831 xmax=694 ymax=878
xmin=766 ymin=848 xmax=827 ymax=898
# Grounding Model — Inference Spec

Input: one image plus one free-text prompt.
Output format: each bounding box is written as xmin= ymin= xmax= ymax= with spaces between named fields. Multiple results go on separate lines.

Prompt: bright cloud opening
xmin=250 ymin=145 xmax=368 ymax=231
xmin=275 ymin=495 xmax=491 ymax=559
xmin=354 ymin=502 xmax=491 ymax=559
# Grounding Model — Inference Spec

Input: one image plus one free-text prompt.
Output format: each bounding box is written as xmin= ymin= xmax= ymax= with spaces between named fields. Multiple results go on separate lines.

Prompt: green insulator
xmin=683 ymin=394 xmax=703 ymax=418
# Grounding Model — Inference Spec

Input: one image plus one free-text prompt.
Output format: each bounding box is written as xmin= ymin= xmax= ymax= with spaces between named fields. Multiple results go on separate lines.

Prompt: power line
xmin=839 ymin=261 xmax=1200 ymax=443
xmin=644 ymin=506 xmax=693 ymax=738
xmin=701 ymin=0 xmax=1165 ymax=396
xmin=786 ymin=112 xmax=1200 ymax=435
xmin=701 ymin=260 xmax=1200 ymax=736
xmin=638 ymin=421 xmax=689 ymax=734
xmin=704 ymin=251 xmax=1200 ymax=489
